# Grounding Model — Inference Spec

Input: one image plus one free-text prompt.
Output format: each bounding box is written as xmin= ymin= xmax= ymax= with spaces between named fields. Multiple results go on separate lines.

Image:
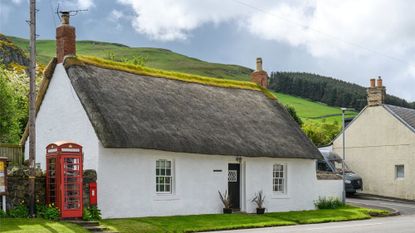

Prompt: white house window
xmin=396 ymin=165 xmax=404 ymax=179
xmin=156 ymin=159 xmax=172 ymax=193
xmin=273 ymin=164 xmax=286 ymax=193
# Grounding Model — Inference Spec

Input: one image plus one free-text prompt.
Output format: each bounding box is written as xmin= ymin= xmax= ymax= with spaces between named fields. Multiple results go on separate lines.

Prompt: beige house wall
xmin=333 ymin=106 xmax=415 ymax=200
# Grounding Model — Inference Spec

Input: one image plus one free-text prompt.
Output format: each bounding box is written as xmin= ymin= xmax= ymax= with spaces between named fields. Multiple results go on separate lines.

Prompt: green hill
xmin=269 ymin=72 xmax=415 ymax=111
xmin=5 ymin=35 xmax=356 ymax=124
xmin=7 ymin=36 xmax=252 ymax=81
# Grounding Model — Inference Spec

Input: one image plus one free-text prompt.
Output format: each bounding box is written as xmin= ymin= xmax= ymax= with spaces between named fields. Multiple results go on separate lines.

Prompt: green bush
xmin=36 ymin=204 xmax=60 ymax=220
xmin=0 ymin=209 xmax=7 ymax=218
xmin=8 ymin=204 xmax=29 ymax=218
xmin=314 ymin=196 xmax=345 ymax=209
xmin=83 ymin=205 xmax=102 ymax=221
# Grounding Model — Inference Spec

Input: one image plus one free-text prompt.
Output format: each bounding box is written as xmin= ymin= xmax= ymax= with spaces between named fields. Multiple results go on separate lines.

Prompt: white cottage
xmin=23 ymin=15 xmax=341 ymax=218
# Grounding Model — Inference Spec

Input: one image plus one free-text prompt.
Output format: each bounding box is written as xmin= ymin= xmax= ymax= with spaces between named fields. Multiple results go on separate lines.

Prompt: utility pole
xmin=28 ymin=0 xmax=37 ymax=217
xmin=341 ymin=107 xmax=347 ymax=204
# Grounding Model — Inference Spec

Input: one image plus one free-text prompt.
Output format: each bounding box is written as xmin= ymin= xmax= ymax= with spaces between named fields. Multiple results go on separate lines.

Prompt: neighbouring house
xmin=333 ymin=77 xmax=415 ymax=200
xmin=22 ymin=14 xmax=342 ymax=218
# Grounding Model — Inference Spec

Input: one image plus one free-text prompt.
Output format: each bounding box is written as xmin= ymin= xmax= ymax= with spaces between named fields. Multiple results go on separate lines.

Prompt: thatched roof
xmin=60 ymin=56 xmax=321 ymax=159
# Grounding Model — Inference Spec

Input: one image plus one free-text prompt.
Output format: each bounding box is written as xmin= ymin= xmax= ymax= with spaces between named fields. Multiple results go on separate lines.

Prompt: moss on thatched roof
xmin=65 ymin=56 xmax=276 ymax=100
xmin=62 ymin=56 xmax=321 ymax=159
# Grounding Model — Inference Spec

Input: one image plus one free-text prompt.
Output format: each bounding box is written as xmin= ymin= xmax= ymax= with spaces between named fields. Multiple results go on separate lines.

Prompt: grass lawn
xmin=0 ymin=218 xmax=89 ymax=233
xmin=274 ymin=92 xmax=358 ymax=123
xmin=101 ymin=206 xmax=390 ymax=233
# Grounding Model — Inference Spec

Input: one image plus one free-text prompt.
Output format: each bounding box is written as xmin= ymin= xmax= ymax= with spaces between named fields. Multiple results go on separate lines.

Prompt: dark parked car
xmin=317 ymin=151 xmax=363 ymax=194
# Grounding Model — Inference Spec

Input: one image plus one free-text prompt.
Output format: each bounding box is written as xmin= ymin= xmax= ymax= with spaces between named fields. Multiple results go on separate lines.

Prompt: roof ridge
xmin=63 ymin=55 xmax=276 ymax=100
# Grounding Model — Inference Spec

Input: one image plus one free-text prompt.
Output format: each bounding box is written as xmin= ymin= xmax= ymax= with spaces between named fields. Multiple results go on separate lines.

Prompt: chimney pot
xmin=370 ymin=79 xmax=376 ymax=88
xmin=56 ymin=12 xmax=76 ymax=63
xmin=256 ymin=57 xmax=263 ymax=71
xmin=377 ymin=76 xmax=383 ymax=87
xmin=251 ymin=57 xmax=268 ymax=88
xmin=61 ymin=12 xmax=70 ymax=25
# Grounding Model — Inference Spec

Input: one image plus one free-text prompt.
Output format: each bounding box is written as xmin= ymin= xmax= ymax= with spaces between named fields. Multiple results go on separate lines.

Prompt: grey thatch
xmin=65 ymin=63 xmax=321 ymax=159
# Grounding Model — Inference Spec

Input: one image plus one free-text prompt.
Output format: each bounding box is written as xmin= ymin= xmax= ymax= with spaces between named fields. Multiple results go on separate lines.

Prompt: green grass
xmin=273 ymin=92 xmax=358 ymax=123
xmin=101 ymin=206 xmax=389 ymax=233
xmin=0 ymin=218 xmax=89 ymax=233
xmin=8 ymin=36 xmax=252 ymax=81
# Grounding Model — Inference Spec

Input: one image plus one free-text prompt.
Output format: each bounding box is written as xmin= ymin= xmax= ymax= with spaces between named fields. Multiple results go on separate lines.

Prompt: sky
xmin=1 ymin=0 xmax=415 ymax=101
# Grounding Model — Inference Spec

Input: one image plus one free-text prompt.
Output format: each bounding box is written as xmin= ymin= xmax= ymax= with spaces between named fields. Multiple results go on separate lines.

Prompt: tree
xmin=285 ymin=105 xmax=303 ymax=126
xmin=302 ymin=120 xmax=341 ymax=147
xmin=0 ymin=67 xmax=20 ymax=143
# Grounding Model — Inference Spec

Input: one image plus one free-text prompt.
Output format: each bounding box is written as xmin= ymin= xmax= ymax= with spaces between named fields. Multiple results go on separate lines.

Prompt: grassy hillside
xmin=6 ymin=35 xmax=356 ymax=124
xmin=273 ymin=92 xmax=357 ymax=123
xmin=8 ymin=36 xmax=252 ymax=81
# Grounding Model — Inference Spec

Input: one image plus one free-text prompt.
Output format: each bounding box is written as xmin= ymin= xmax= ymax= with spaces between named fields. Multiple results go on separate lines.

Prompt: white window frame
xmin=395 ymin=164 xmax=404 ymax=179
xmin=156 ymin=159 xmax=173 ymax=194
xmin=273 ymin=164 xmax=287 ymax=194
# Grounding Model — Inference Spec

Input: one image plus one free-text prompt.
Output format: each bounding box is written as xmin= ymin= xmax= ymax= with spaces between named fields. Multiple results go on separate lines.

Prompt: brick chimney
xmin=56 ymin=12 xmax=76 ymax=63
xmin=367 ymin=76 xmax=386 ymax=106
xmin=250 ymin=57 xmax=268 ymax=88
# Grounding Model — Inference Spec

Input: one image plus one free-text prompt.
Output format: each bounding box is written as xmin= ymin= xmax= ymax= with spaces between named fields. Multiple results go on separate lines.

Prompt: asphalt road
xmin=347 ymin=195 xmax=415 ymax=215
xmin=209 ymin=196 xmax=415 ymax=233
xmin=210 ymin=216 xmax=415 ymax=233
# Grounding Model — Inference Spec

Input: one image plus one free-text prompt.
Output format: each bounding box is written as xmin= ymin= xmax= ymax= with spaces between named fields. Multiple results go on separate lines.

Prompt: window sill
xmin=271 ymin=193 xmax=290 ymax=199
xmin=153 ymin=194 xmax=180 ymax=201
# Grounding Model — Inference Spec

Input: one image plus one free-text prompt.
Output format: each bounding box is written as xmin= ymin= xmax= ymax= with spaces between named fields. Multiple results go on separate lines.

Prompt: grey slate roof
xmin=384 ymin=104 xmax=415 ymax=132
xmin=64 ymin=62 xmax=322 ymax=159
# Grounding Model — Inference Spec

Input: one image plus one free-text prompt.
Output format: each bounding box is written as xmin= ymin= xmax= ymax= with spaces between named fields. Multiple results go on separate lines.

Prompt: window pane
xmin=166 ymin=168 xmax=171 ymax=176
xmin=396 ymin=165 xmax=404 ymax=178
xmin=166 ymin=161 xmax=171 ymax=168
xmin=161 ymin=169 xmax=165 ymax=176
xmin=161 ymin=160 xmax=165 ymax=168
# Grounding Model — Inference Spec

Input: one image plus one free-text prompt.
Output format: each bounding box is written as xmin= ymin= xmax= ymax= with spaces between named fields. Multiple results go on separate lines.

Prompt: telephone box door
xmin=61 ymin=155 xmax=83 ymax=218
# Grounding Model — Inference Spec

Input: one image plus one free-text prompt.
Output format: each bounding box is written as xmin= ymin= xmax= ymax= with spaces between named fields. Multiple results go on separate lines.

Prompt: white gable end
xmin=24 ymin=64 xmax=100 ymax=170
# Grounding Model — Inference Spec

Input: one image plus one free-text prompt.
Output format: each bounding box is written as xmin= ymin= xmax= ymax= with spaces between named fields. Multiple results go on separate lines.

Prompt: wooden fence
xmin=0 ymin=143 xmax=23 ymax=165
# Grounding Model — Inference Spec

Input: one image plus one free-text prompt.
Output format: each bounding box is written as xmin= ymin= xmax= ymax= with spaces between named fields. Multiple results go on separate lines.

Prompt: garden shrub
xmin=83 ymin=205 xmax=102 ymax=221
xmin=314 ymin=196 xmax=345 ymax=209
xmin=0 ymin=209 xmax=6 ymax=218
xmin=8 ymin=204 xmax=29 ymax=218
xmin=37 ymin=204 xmax=60 ymax=220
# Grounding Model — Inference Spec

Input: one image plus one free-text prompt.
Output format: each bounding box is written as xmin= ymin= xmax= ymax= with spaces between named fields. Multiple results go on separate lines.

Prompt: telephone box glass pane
xmin=48 ymin=158 xmax=56 ymax=204
xmin=64 ymin=157 xmax=81 ymax=210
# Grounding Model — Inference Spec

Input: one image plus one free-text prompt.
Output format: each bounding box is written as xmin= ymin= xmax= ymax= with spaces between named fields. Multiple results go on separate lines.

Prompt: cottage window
xmin=156 ymin=159 xmax=173 ymax=193
xmin=273 ymin=164 xmax=286 ymax=193
xmin=396 ymin=165 xmax=404 ymax=179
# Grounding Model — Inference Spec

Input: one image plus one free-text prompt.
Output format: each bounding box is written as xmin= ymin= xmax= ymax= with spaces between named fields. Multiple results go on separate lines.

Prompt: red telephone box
xmin=46 ymin=141 xmax=83 ymax=218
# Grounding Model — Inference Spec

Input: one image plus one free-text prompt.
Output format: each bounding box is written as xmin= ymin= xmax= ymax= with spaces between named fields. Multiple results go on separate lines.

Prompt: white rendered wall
xmin=24 ymin=64 xmax=100 ymax=171
xmin=98 ymin=146 xmax=341 ymax=218
xmin=333 ymin=106 xmax=415 ymax=199
xmin=314 ymin=180 xmax=343 ymax=201
xmin=243 ymin=157 xmax=342 ymax=213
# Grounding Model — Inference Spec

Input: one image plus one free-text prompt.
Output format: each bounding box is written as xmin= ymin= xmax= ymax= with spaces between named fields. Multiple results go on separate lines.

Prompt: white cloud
xmin=59 ymin=0 xmax=95 ymax=10
xmin=116 ymin=0 xmax=415 ymax=61
xmin=117 ymin=0 xmax=250 ymax=41
xmin=11 ymin=0 xmax=23 ymax=4
xmin=109 ymin=10 xmax=123 ymax=22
